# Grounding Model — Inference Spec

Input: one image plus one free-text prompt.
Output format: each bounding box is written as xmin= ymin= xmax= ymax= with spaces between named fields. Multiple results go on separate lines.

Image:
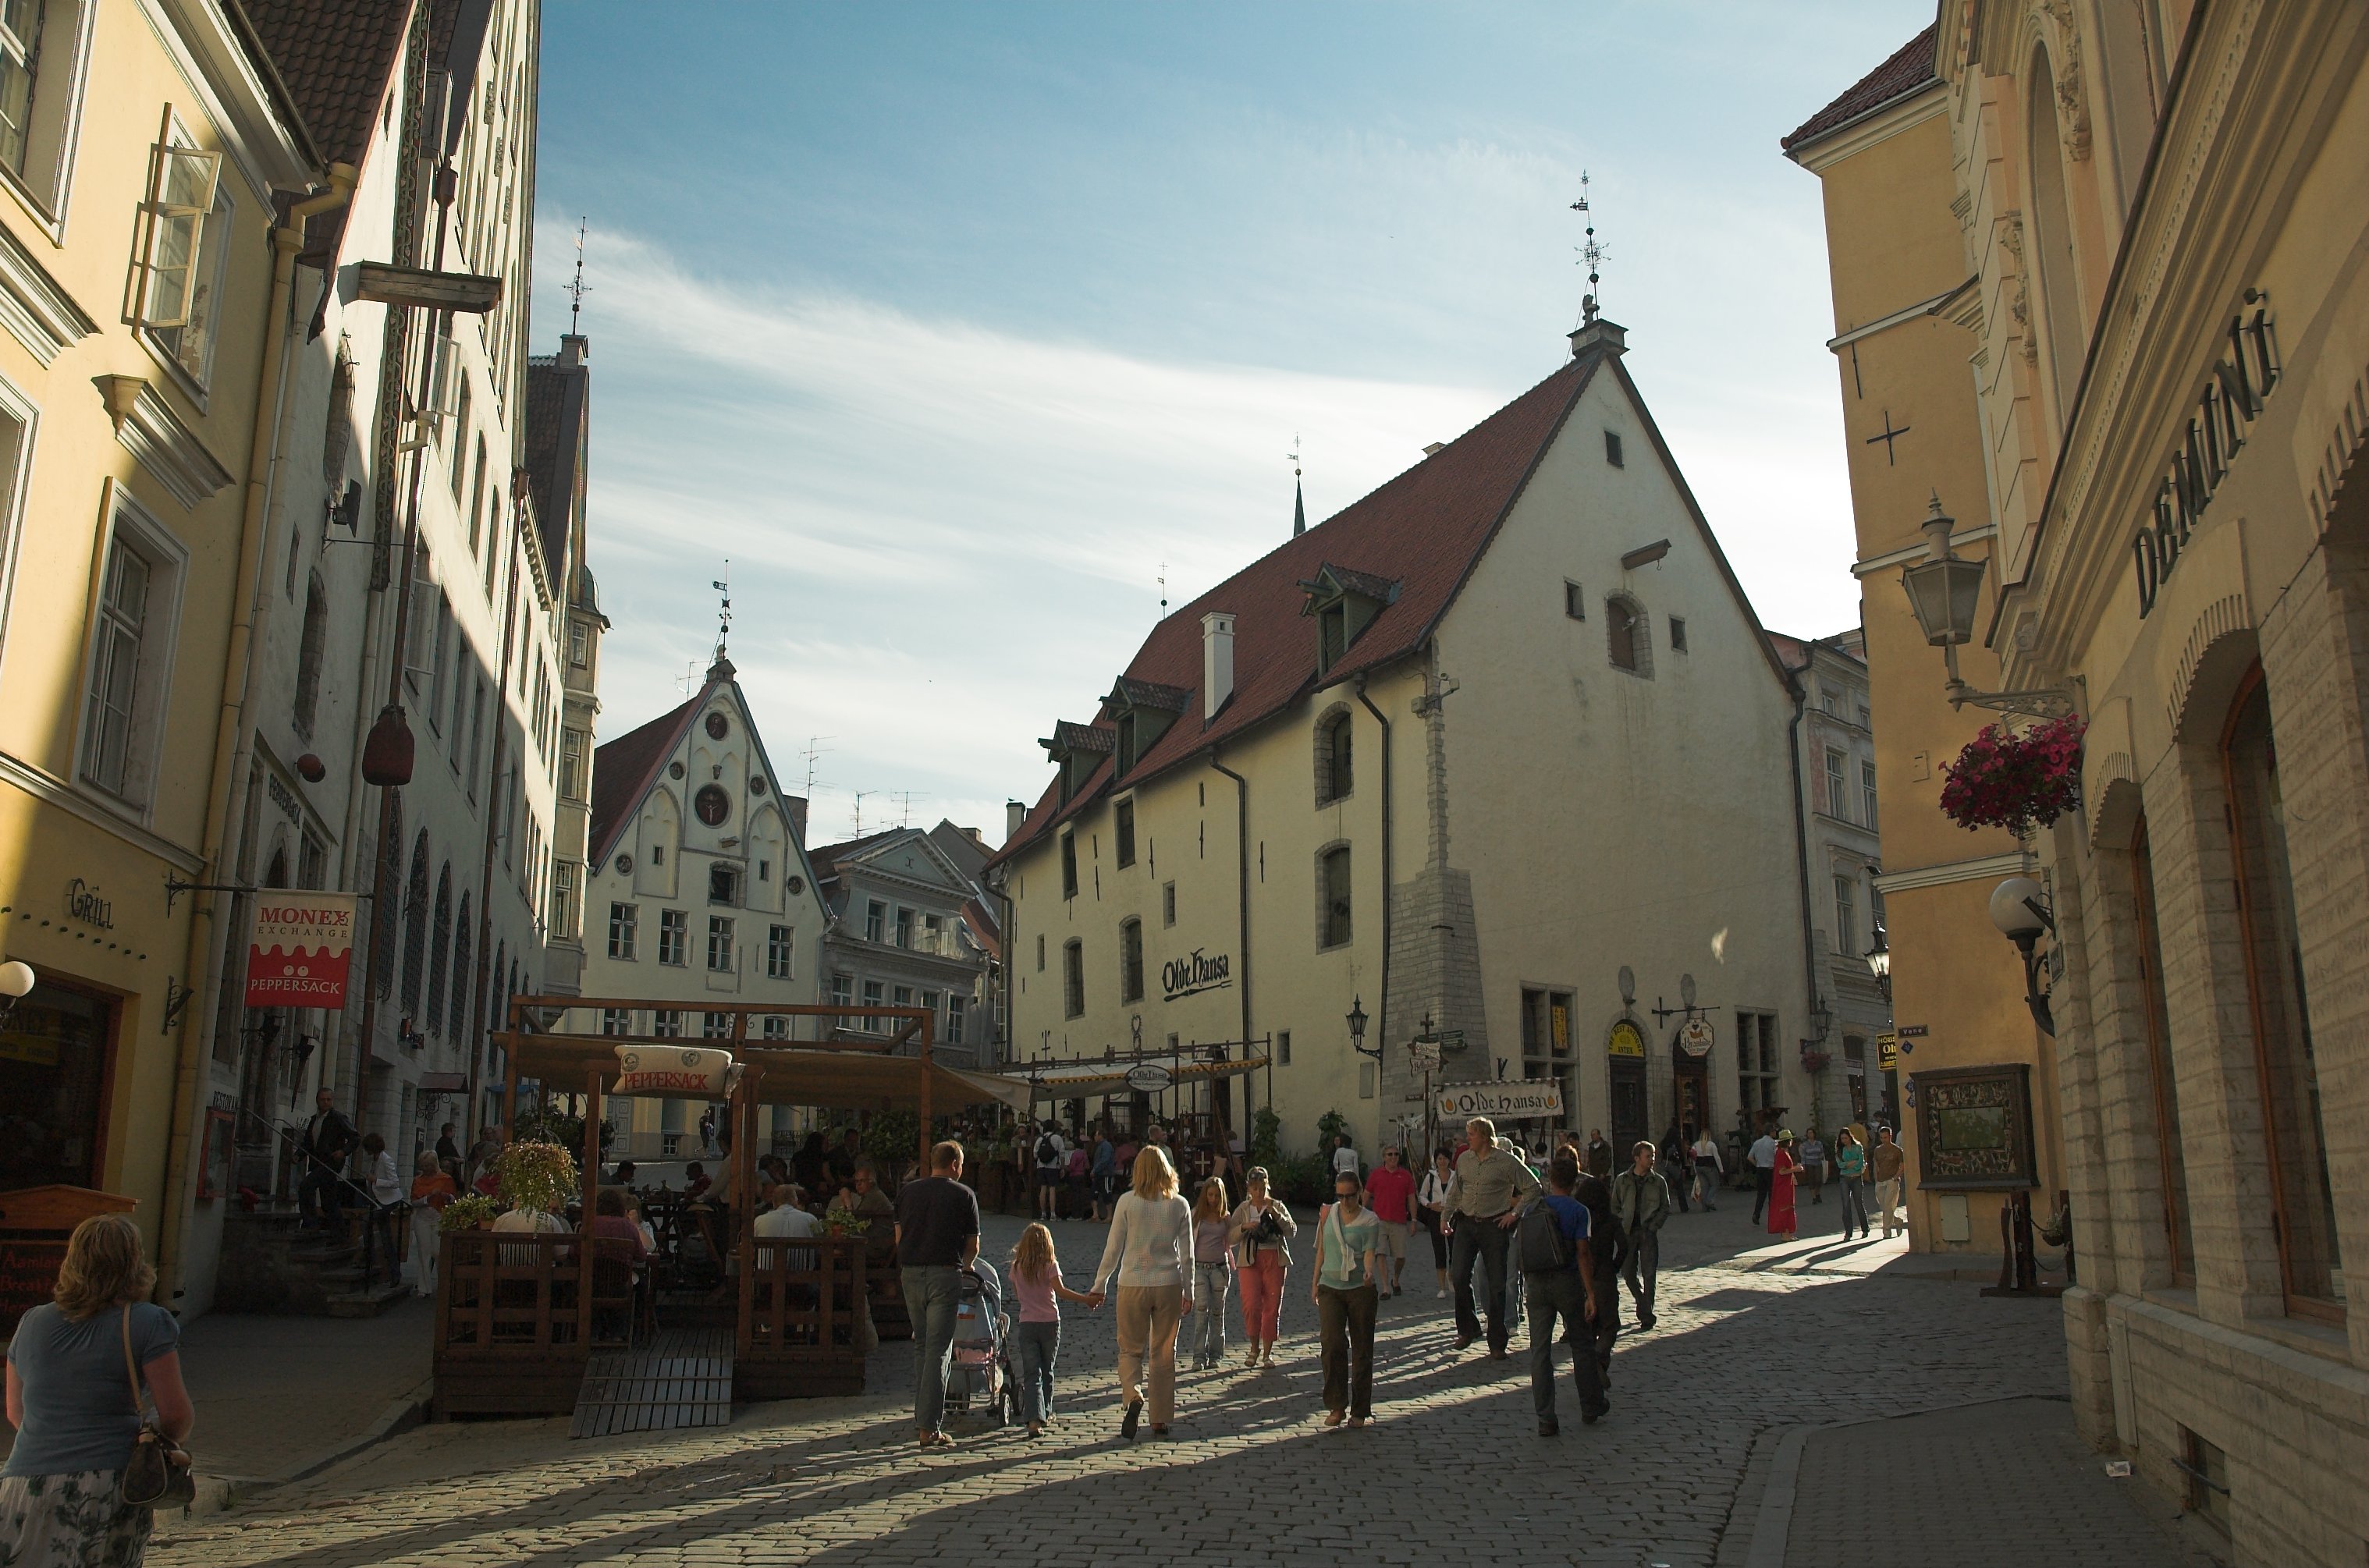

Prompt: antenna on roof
xmin=1570 ymin=172 xmax=1608 ymax=326
xmin=1289 ymin=435 xmax=1306 ymax=537
xmin=568 ymin=218 xmax=590 ymax=335
xmin=800 ymin=736 xmax=834 ymax=798
xmin=891 ymin=791 xmax=928 ymax=829
xmin=710 ymin=561 xmax=732 ymax=660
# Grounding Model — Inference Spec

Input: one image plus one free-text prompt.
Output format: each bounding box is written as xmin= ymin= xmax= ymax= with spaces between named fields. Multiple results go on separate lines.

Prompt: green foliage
xmin=496 ymin=1141 xmax=578 ymax=1214
xmin=1275 ymin=1153 xmax=1332 ymax=1206
xmin=1315 ymin=1108 xmax=1350 ymax=1149
xmin=862 ymin=1111 xmax=918 ymax=1171
xmin=439 ymin=1194 xmax=499 ymax=1233
xmin=1250 ymin=1106 xmax=1282 ymax=1169
xmin=514 ymin=1106 xmax=591 ymax=1152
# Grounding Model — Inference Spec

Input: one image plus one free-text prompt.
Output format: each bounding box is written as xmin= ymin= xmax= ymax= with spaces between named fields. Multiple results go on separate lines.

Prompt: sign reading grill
xmin=1161 ymin=949 xmax=1231 ymax=1002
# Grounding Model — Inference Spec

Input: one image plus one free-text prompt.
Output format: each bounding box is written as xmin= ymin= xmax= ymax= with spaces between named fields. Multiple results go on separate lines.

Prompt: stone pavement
xmin=143 ymin=1200 xmax=2210 ymax=1568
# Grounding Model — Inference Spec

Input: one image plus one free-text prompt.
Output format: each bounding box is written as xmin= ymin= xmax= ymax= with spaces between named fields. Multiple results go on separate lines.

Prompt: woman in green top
xmin=1834 ymin=1127 xmax=1870 ymax=1240
xmin=1310 ymin=1170 xmax=1382 ymax=1428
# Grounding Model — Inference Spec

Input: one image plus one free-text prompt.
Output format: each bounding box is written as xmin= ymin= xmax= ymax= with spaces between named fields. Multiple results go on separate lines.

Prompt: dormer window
xmin=1041 ymin=719 xmax=1115 ymax=804
xmin=1298 ymin=563 xmax=1401 ymax=675
xmin=1103 ymin=678 xmax=1190 ymax=776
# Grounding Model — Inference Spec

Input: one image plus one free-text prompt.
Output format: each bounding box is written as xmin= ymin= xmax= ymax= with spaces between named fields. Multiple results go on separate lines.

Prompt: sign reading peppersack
xmin=244 ymin=893 xmax=357 ymax=1009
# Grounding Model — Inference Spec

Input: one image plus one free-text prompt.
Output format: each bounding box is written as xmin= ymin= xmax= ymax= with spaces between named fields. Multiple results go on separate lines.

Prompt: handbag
xmin=119 ymin=1305 xmax=195 ymax=1509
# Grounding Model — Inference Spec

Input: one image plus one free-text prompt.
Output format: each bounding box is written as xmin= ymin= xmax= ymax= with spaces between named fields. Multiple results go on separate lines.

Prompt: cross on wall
xmin=1866 ymin=410 xmax=1911 ymax=464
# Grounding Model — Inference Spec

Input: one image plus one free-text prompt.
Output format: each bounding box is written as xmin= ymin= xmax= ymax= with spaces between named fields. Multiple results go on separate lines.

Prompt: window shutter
xmin=138 ymin=130 xmax=221 ymax=329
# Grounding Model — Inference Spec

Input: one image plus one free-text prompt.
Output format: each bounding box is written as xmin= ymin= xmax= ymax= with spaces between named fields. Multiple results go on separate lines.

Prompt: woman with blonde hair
xmin=1085 ymin=1144 xmax=1194 ymax=1439
xmin=2 ymin=1214 xmax=194 ymax=1565
xmin=1187 ymin=1178 xmax=1235 ymax=1371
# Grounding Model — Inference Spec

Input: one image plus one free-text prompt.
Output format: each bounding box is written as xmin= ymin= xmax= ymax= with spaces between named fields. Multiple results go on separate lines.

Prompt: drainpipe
xmin=1354 ymin=676 xmax=1391 ymax=1133
xmin=158 ymin=165 xmax=358 ymax=1307
xmin=1205 ymin=750 xmax=1256 ymax=1119
xmin=1785 ymin=662 xmax=1824 ymax=1133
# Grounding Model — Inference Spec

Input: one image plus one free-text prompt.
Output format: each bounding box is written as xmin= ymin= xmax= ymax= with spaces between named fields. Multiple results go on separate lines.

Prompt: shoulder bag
xmin=119 ymin=1305 xmax=195 ymax=1509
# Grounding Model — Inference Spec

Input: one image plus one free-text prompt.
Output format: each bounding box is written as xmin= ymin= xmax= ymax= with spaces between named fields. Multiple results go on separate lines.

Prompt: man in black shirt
xmin=297 ymin=1087 xmax=359 ymax=1229
xmin=896 ymin=1141 xmax=980 ymax=1448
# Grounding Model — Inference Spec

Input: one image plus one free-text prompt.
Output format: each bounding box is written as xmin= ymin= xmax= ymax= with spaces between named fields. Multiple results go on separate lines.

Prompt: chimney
xmin=1568 ymin=317 xmax=1627 ymax=360
xmin=1004 ymin=800 xmax=1025 ymax=843
xmin=786 ymin=794 xmax=809 ymax=845
xmin=1202 ymin=612 xmax=1235 ymax=722
xmin=558 ymin=334 xmax=588 ymax=368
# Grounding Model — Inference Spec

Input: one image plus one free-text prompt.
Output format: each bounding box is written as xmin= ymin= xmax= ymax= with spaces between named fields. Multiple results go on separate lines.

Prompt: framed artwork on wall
xmin=1912 ymin=1062 xmax=2037 ymax=1190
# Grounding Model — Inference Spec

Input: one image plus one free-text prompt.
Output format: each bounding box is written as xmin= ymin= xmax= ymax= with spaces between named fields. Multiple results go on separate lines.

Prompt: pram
xmin=943 ymin=1259 xmax=1014 ymax=1426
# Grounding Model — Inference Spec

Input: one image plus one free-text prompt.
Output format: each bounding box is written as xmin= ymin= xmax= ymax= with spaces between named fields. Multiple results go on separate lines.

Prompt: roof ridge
xmin=1781 ymin=24 xmax=1941 ymax=154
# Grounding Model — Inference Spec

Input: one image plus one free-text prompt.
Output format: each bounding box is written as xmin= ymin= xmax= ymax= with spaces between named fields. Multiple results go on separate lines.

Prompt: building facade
xmin=572 ymin=658 xmax=829 ymax=1157
xmin=1793 ymin=6 xmax=2369 ymax=1560
xmin=811 ymin=823 xmax=996 ymax=1069
xmin=992 ymin=321 xmax=1816 ymax=1163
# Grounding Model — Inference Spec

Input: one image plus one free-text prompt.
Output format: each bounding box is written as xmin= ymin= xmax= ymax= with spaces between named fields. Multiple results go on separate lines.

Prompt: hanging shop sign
xmin=2133 ymin=299 xmax=2279 ymax=618
xmin=1607 ymin=1020 xmax=1646 ymax=1058
xmin=1161 ymin=949 xmax=1231 ymax=1002
xmin=1123 ymin=1062 xmax=1174 ymax=1094
xmin=613 ymin=1045 xmax=743 ymax=1099
xmin=1678 ymin=1017 xmax=1715 ymax=1057
xmin=244 ymin=892 xmax=357 ymax=1008
xmin=1438 ymin=1079 xmax=1565 ymax=1122
xmin=1877 ymin=1031 xmax=1899 ymax=1072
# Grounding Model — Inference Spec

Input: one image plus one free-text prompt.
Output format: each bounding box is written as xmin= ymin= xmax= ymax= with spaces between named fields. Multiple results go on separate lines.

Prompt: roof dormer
xmin=1298 ymin=562 xmax=1401 ymax=674
xmin=1101 ymin=677 xmax=1192 ymax=776
xmin=1039 ymin=719 xmax=1114 ymax=804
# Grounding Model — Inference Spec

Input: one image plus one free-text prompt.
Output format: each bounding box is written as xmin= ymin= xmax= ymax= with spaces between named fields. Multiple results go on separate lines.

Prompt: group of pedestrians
xmin=1746 ymin=1121 xmax=1907 ymax=1240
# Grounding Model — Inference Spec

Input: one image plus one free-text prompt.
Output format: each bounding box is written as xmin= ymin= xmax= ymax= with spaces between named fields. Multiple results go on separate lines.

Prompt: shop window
xmin=0 ymin=980 xmax=112 ymax=1188
xmin=2221 ymin=673 xmax=2340 ymax=1317
xmin=2129 ymin=818 xmax=2194 ymax=1283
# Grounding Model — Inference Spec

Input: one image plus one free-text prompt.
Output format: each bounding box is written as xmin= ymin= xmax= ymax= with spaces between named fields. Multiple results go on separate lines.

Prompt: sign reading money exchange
xmin=1161 ymin=948 xmax=1231 ymax=1002
xmin=1437 ymin=1080 xmax=1565 ymax=1122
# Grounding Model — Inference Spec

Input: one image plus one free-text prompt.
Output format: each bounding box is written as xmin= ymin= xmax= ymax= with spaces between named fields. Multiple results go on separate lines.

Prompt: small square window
xmin=1564 ymin=581 xmax=1586 ymax=621
xmin=1669 ymin=616 xmax=1688 ymax=652
xmin=1604 ymin=429 xmax=1624 ymax=467
xmin=1163 ymin=882 xmax=1177 ymax=928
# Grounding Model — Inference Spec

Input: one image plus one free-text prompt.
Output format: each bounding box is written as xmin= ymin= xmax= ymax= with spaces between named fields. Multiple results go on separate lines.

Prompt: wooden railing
xmin=737 ymin=1234 xmax=867 ymax=1398
xmin=432 ymin=1230 xmax=592 ymax=1416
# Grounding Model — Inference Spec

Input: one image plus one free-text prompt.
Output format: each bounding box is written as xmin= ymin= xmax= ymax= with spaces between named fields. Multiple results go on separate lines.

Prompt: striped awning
xmin=1015 ymin=1055 xmax=1270 ymax=1102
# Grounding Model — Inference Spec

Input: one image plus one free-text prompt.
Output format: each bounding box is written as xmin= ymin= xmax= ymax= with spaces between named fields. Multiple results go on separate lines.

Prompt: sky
xmin=532 ymin=2 xmax=1927 ymax=848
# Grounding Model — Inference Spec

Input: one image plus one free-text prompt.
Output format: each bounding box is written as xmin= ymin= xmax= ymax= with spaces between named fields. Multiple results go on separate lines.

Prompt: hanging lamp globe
xmin=361 ymin=703 xmax=414 ymax=787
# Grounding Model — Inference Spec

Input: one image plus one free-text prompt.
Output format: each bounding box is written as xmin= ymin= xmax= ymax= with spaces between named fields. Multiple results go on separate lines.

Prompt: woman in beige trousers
xmin=1086 ymin=1144 xmax=1195 ymax=1439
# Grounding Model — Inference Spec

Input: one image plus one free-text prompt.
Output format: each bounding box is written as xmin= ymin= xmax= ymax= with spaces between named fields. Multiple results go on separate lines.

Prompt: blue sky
xmin=533 ymin=2 xmax=1927 ymax=846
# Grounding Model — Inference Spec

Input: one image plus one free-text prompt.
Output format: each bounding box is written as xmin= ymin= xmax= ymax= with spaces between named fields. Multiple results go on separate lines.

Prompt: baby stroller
xmin=943 ymin=1259 xmax=1014 ymax=1427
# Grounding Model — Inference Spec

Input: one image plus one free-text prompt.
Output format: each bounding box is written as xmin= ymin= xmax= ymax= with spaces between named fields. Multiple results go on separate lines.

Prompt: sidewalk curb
xmin=173 ymin=1376 xmax=434 ymax=1521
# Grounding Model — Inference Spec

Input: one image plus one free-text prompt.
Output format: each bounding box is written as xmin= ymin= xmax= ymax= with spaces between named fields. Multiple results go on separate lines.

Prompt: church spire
xmin=1290 ymin=435 xmax=1305 ymax=537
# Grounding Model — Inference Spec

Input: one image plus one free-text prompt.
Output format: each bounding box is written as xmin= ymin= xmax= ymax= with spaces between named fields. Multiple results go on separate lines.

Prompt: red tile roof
xmin=1781 ymin=25 xmax=1940 ymax=154
xmin=587 ymin=687 xmax=708 ymax=871
xmin=993 ymin=349 xmax=1604 ymax=867
xmin=806 ymin=830 xmax=902 ymax=894
xmin=236 ymin=0 xmax=417 ymax=168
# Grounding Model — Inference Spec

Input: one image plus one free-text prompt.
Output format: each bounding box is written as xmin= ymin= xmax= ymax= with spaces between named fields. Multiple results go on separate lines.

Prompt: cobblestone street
xmin=144 ymin=1204 xmax=2219 ymax=1568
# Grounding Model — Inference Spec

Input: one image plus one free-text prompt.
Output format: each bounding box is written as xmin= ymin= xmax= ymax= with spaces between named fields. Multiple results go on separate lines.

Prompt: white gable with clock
xmin=570 ymin=655 xmax=830 ymax=1158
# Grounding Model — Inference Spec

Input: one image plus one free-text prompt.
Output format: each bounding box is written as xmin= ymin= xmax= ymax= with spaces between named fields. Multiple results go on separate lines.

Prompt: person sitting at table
xmin=683 ymin=1162 xmax=712 ymax=1201
xmin=755 ymin=1183 xmax=822 ymax=1274
xmin=611 ymin=1160 xmax=638 ymax=1187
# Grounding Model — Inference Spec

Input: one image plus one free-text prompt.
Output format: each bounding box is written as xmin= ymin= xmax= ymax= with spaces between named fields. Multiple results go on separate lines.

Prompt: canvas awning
xmin=497 ymin=1032 xmax=1035 ymax=1115
xmin=1014 ymin=1054 xmax=1270 ymax=1102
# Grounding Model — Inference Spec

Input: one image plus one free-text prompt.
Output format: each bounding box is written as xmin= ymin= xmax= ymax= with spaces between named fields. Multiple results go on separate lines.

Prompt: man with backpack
xmin=1570 ymin=1157 xmax=1622 ymax=1387
xmin=1518 ymin=1155 xmax=1607 ymax=1435
xmin=1033 ymin=1123 xmax=1067 ymax=1222
xmin=1609 ymin=1140 xmax=1673 ymax=1330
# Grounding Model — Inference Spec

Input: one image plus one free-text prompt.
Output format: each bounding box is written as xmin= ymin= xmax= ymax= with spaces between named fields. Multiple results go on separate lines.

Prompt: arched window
xmin=371 ymin=796 xmax=402 ymax=998
xmin=1318 ymin=844 xmax=1353 ymax=949
xmin=1119 ymin=917 xmax=1144 ymax=1003
xmin=293 ymin=573 xmax=328 ymax=740
xmin=2026 ymin=49 xmax=2087 ymax=429
xmin=488 ymin=940 xmax=506 ymax=1033
xmin=2126 ymin=817 xmax=2193 ymax=1283
xmin=425 ymin=864 xmax=453 ymax=1034
xmin=1606 ymin=596 xmax=1650 ymax=676
xmin=400 ymin=830 xmax=431 ymax=1017
xmin=449 ymin=893 xmax=473 ymax=1043
xmin=1316 ymin=709 xmax=1353 ymax=805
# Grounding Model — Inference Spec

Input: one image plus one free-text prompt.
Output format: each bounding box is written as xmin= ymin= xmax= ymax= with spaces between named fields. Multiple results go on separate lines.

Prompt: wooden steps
xmin=568 ymin=1326 xmax=733 ymax=1439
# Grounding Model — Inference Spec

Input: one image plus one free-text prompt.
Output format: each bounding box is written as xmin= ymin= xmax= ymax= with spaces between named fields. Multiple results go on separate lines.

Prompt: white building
xmin=810 ymin=823 xmax=998 ymax=1069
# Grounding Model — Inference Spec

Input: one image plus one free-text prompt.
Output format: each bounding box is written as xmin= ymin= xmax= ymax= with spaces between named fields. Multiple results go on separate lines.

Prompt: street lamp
xmin=1864 ymin=922 xmax=1891 ymax=999
xmin=1808 ymin=996 xmax=1834 ymax=1041
xmin=0 ymin=959 xmax=32 ymax=1021
xmin=1348 ymin=996 xmax=1379 ymax=1061
xmin=1988 ymin=875 xmax=2057 ymax=1037
xmin=1898 ymin=494 xmax=2074 ymax=718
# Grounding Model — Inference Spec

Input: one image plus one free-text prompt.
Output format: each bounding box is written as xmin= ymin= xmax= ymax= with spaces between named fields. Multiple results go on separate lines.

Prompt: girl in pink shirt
xmin=1009 ymin=1222 xmax=1097 ymax=1437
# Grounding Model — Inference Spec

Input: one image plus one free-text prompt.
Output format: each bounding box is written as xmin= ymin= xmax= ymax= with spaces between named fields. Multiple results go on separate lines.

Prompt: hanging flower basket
xmin=1800 ymin=1049 xmax=1832 ymax=1075
xmin=495 ymin=1141 xmax=579 ymax=1215
xmin=1938 ymin=715 xmax=2087 ymax=835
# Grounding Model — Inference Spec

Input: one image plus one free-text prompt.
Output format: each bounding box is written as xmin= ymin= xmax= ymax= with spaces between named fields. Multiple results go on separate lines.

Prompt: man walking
xmin=1871 ymin=1125 xmax=1906 ymax=1237
xmin=1748 ymin=1126 xmax=1778 ymax=1225
xmin=1570 ymin=1155 xmax=1621 ymax=1385
xmin=895 ymin=1141 xmax=981 ymax=1449
xmin=1365 ymin=1145 xmax=1417 ymax=1297
xmin=1583 ymin=1129 xmax=1614 ymax=1179
xmin=1520 ymin=1155 xmax=1606 ymax=1435
xmin=296 ymin=1087 xmax=359 ymax=1229
xmin=1032 ymin=1121 xmax=1066 ymax=1222
xmin=1444 ymin=1117 xmax=1537 ymax=1357
xmin=1609 ymin=1141 xmax=1671 ymax=1330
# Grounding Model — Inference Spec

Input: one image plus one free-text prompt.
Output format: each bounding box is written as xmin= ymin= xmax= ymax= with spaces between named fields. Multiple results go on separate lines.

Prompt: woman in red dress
xmin=1766 ymin=1130 xmax=1800 ymax=1240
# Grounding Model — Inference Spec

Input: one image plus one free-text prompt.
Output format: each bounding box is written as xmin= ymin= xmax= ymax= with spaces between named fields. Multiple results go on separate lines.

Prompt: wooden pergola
xmin=431 ymin=997 xmax=1033 ymax=1417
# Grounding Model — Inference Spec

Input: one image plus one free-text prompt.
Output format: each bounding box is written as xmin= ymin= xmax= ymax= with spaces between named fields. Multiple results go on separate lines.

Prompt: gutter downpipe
xmin=158 ymin=164 xmax=359 ymax=1307
xmin=1205 ymin=749 xmax=1256 ymax=1117
xmin=1785 ymin=662 xmax=1824 ymax=1130
xmin=1354 ymin=675 xmax=1391 ymax=1132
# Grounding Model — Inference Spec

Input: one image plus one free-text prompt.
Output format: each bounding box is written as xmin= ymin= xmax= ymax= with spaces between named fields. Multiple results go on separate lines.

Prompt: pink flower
xmin=1938 ymin=715 xmax=2086 ymax=835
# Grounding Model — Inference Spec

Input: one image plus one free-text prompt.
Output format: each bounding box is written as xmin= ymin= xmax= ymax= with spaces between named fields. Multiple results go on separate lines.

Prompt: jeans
xmin=1012 ymin=1319 xmax=1059 ymax=1425
xmin=1238 ymin=1250 xmax=1285 ymax=1342
xmin=1192 ymin=1263 xmax=1231 ymax=1360
xmin=1695 ymin=1166 xmax=1720 ymax=1209
xmin=1618 ymin=1228 xmax=1660 ymax=1323
xmin=1840 ymin=1176 xmax=1870 ymax=1235
xmin=1752 ymin=1166 xmax=1774 ymax=1223
xmin=1525 ymin=1267 xmax=1605 ymax=1423
xmin=1316 ymin=1282 xmax=1377 ymax=1417
xmin=1115 ymin=1283 xmax=1184 ymax=1425
xmin=1449 ymin=1215 xmax=1512 ymax=1350
xmin=903 ymin=1265 xmax=964 ymax=1434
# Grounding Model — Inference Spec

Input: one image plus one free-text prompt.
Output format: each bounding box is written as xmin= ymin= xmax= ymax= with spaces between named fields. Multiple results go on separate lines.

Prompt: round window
xmin=668 ymin=761 xmax=685 ymax=780
xmin=749 ymin=775 xmax=769 ymax=796
xmin=705 ymin=711 xmax=730 ymax=741
xmin=614 ymin=853 xmax=633 ymax=875
xmin=694 ymin=785 xmax=731 ymax=827
xmin=785 ymin=875 xmax=804 ymax=896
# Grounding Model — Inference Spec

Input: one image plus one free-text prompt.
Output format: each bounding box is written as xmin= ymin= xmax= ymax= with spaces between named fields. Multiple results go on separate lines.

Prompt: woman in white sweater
xmin=1087 ymin=1144 xmax=1194 ymax=1440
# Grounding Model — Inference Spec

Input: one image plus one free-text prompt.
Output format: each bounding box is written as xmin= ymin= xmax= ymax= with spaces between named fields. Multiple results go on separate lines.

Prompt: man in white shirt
xmin=1748 ymin=1129 xmax=1779 ymax=1225
xmin=755 ymin=1183 xmax=822 ymax=1273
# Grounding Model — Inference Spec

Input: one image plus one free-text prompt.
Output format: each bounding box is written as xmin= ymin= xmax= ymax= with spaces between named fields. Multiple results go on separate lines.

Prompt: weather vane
xmin=711 ymin=561 xmax=732 ymax=658
xmin=568 ymin=217 xmax=590 ymax=335
xmin=1289 ymin=434 xmax=1307 ymax=537
xmin=1570 ymin=172 xmax=1608 ymax=325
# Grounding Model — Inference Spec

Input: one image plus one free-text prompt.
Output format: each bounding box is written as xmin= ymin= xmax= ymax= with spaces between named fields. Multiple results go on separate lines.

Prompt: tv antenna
xmin=799 ymin=736 xmax=834 ymax=798
xmin=851 ymin=789 xmax=872 ymax=837
xmin=567 ymin=218 xmax=590 ymax=334
xmin=891 ymin=790 xmax=928 ymax=829
xmin=1570 ymin=172 xmax=1609 ymax=325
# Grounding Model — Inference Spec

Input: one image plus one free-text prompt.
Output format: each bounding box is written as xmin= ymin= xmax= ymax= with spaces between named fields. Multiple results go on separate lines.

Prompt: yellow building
xmin=1794 ymin=6 xmax=2369 ymax=1559
xmin=991 ymin=320 xmax=1817 ymax=1169
xmin=1784 ymin=29 xmax=2062 ymax=1260
xmin=0 ymin=0 xmax=317 ymax=1300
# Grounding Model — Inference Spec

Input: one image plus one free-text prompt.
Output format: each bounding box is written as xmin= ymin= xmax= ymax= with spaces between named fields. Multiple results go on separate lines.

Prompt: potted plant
xmin=1938 ymin=714 xmax=2087 ymax=835
xmin=440 ymin=1194 xmax=500 ymax=1233
xmin=495 ymin=1140 xmax=578 ymax=1215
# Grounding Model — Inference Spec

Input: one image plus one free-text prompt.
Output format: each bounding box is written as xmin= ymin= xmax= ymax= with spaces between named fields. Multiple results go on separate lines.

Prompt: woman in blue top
xmin=1309 ymin=1169 xmax=1382 ymax=1428
xmin=3 ymin=1214 xmax=195 ymax=1566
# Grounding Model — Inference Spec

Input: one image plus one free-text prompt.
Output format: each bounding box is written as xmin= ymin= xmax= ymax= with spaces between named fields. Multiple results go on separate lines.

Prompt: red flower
xmin=1938 ymin=715 xmax=2087 ymax=835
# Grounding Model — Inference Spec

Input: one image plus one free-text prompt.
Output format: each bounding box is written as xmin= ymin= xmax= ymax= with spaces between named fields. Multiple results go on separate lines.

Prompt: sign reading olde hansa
xmin=1161 ymin=949 xmax=1231 ymax=1002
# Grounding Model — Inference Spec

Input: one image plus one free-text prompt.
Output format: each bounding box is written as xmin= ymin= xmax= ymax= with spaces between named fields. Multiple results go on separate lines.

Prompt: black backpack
xmin=1035 ymin=1134 xmax=1058 ymax=1165
xmin=1516 ymin=1197 xmax=1571 ymax=1273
